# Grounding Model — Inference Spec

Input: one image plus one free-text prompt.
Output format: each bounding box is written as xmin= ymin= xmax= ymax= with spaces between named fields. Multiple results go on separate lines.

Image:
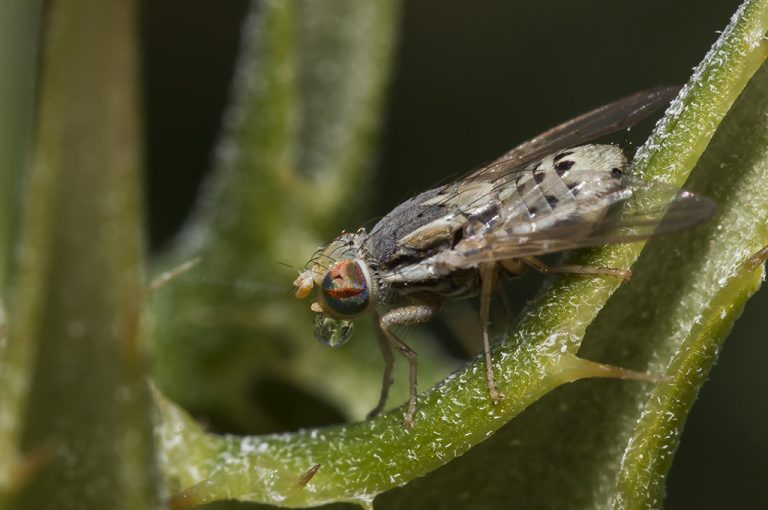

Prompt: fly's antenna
xmin=306 ymin=253 xmax=333 ymax=272
xmin=277 ymin=260 xmax=321 ymax=283
xmin=285 ymin=259 xmax=324 ymax=277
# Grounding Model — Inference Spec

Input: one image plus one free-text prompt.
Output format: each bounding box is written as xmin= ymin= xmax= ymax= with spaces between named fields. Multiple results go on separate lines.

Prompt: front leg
xmin=367 ymin=314 xmax=395 ymax=420
xmin=377 ymin=303 xmax=440 ymax=427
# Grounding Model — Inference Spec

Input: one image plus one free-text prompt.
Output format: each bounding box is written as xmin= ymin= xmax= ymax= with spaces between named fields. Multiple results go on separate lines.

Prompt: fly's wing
xmin=383 ymin=88 xmax=682 ymax=260
xmin=435 ymin=174 xmax=716 ymax=270
xmin=470 ymin=86 xmax=680 ymax=182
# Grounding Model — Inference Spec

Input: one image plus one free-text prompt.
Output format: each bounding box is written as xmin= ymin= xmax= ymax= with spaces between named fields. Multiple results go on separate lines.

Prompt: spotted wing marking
xmin=388 ymin=87 xmax=714 ymax=272
xmin=396 ymin=144 xmax=627 ymax=252
xmin=474 ymin=86 xmax=680 ymax=180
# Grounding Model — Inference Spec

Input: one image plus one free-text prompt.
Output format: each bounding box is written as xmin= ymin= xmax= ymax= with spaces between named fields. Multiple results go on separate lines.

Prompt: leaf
xmin=0 ymin=0 xmax=43 ymax=497
xmin=0 ymin=0 xmax=160 ymax=508
xmin=0 ymin=0 xmax=41 ymax=292
xmin=154 ymin=0 xmax=768 ymax=508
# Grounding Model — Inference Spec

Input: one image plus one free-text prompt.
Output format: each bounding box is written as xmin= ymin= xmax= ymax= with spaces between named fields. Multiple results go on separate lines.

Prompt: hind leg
xmin=520 ymin=256 xmax=631 ymax=281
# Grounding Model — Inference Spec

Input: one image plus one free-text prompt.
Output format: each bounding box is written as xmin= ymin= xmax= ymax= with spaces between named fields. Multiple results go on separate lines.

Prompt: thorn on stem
xmin=297 ymin=464 xmax=321 ymax=487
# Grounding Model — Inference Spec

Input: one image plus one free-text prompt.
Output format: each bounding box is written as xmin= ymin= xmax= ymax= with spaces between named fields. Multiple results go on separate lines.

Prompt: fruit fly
xmin=293 ymin=87 xmax=715 ymax=427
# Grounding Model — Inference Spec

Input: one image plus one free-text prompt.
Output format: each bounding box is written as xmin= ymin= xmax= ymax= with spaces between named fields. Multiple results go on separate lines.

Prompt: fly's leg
xmin=520 ymin=256 xmax=631 ymax=281
xmin=367 ymin=314 xmax=395 ymax=420
xmin=479 ymin=262 xmax=504 ymax=403
xmin=378 ymin=303 xmax=439 ymax=427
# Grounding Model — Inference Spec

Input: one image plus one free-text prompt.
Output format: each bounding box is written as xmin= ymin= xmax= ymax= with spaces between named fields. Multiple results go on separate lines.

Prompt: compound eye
xmin=319 ymin=259 xmax=371 ymax=318
xmin=313 ymin=314 xmax=354 ymax=348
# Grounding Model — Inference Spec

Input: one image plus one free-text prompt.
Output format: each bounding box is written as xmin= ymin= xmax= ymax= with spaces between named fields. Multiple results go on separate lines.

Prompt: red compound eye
xmin=319 ymin=259 xmax=370 ymax=318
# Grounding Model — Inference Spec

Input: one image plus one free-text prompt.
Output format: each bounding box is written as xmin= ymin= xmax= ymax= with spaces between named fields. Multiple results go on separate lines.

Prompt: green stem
xmin=2 ymin=0 xmax=159 ymax=508
xmin=0 ymin=1 xmax=43 ymax=499
xmin=150 ymin=0 xmax=406 ymax=431
xmin=0 ymin=0 xmax=41 ymax=293
xmin=615 ymin=55 xmax=768 ymax=510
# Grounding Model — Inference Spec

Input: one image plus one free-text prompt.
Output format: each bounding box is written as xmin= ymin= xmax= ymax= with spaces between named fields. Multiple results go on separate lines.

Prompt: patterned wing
xmin=395 ymin=144 xmax=627 ymax=254
xmin=377 ymin=88 xmax=684 ymax=262
xmin=433 ymin=145 xmax=715 ymax=270
xmin=469 ymin=86 xmax=679 ymax=182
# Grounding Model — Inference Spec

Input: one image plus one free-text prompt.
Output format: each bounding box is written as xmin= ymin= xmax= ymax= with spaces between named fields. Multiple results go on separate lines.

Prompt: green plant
xmin=1 ymin=1 xmax=766 ymax=509
xmin=0 ymin=0 xmax=156 ymax=509
xmin=154 ymin=0 xmax=768 ymax=508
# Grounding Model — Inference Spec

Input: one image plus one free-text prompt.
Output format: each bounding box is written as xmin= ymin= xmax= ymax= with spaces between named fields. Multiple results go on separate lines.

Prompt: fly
xmin=293 ymin=87 xmax=716 ymax=427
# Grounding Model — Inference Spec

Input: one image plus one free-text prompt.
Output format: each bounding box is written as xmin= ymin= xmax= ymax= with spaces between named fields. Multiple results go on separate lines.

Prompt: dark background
xmin=141 ymin=1 xmax=767 ymax=508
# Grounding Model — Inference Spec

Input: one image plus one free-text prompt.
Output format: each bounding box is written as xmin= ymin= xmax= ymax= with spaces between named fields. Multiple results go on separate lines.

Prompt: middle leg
xmin=520 ymin=256 xmax=631 ymax=281
xmin=479 ymin=262 xmax=504 ymax=402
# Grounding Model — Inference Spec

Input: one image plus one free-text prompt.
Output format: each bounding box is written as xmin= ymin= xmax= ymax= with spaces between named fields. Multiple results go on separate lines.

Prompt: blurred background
xmin=142 ymin=1 xmax=766 ymax=508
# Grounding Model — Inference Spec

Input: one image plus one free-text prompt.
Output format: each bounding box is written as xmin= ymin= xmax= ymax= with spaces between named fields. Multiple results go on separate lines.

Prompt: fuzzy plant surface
xmin=0 ymin=0 xmax=159 ymax=509
xmin=148 ymin=0 xmax=433 ymax=436
xmin=152 ymin=1 xmax=768 ymax=509
xmin=0 ymin=1 xmax=766 ymax=510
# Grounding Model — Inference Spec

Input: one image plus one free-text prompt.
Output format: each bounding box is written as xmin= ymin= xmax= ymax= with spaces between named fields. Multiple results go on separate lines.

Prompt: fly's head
xmin=293 ymin=229 xmax=377 ymax=348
